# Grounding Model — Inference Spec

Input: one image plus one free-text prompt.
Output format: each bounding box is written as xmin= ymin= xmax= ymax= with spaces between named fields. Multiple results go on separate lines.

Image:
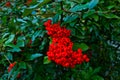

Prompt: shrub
xmin=0 ymin=0 xmax=120 ymax=80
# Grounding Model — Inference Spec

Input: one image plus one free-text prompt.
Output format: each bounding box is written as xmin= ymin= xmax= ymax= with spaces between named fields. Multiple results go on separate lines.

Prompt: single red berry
xmin=26 ymin=0 xmax=32 ymax=5
xmin=8 ymin=62 xmax=16 ymax=72
xmin=10 ymin=64 xmax=14 ymax=67
xmin=13 ymin=62 xmax=16 ymax=66
xmin=83 ymin=54 xmax=88 ymax=60
xmin=85 ymin=58 xmax=90 ymax=62
xmin=5 ymin=1 xmax=11 ymax=7
xmin=8 ymin=67 xmax=11 ymax=72
xmin=17 ymin=73 xmax=21 ymax=78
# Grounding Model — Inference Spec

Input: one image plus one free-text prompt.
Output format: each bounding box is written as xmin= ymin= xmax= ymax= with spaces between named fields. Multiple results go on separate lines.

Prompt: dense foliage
xmin=0 ymin=0 xmax=120 ymax=80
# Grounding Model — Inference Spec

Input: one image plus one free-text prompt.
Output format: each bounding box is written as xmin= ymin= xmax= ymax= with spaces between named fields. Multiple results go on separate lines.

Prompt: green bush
xmin=0 ymin=0 xmax=120 ymax=80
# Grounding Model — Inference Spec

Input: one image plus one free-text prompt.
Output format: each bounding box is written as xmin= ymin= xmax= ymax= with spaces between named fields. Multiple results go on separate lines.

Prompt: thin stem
xmin=4 ymin=54 xmax=11 ymax=64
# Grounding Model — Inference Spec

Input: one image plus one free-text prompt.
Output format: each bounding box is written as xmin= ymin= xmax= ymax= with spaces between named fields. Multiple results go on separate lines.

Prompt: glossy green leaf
xmin=92 ymin=75 xmax=104 ymax=80
xmin=2 ymin=33 xmax=9 ymax=39
xmin=93 ymin=67 xmax=101 ymax=74
xmin=17 ymin=18 xmax=27 ymax=23
xmin=83 ymin=10 xmax=95 ymax=18
xmin=19 ymin=62 xmax=27 ymax=69
xmin=30 ymin=53 xmax=43 ymax=60
xmin=53 ymin=14 xmax=59 ymax=23
xmin=102 ymin=14 xmax=120 ymax=19
xmin=6 ymin=53 xmax=13 ymax=60
xmin=88 ymin=0 xmax=99 ymax=9
xmin=70 ymin=3 xmax=89 ymax=12
xmin=16 ymin=40 xmax=25 ymax=47
xmin=4 ymin=43 xmax=21 ymax=52
xmin=73 ymin=43 xmax=89 ymax=51
xmin=43 ymin=56 xmax=51 ymax=64
xmin=32 ymin=30 xmax=42 ymax=41
xmin=64 ymin=14 xmax=78 ymax=23
xmin=92 ymin=15 xmax=99 ymax=21
xmin=5 ymin=34 xmax=15 ymax=44
xmin=23 ymin=0 xmax=51 ymax=16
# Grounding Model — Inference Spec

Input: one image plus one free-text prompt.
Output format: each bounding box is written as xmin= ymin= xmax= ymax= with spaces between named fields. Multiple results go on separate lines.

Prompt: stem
xmin=4 ymin=54 xmax=11 ymax=64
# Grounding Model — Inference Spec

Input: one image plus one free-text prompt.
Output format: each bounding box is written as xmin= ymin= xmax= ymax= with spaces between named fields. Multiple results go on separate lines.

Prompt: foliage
xmin=0 ymin=0 xmax=120 ymax=80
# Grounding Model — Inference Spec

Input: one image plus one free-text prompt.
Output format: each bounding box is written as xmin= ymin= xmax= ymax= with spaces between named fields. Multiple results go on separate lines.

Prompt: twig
xmin=4 ymin=54 xmax=11 ymax=64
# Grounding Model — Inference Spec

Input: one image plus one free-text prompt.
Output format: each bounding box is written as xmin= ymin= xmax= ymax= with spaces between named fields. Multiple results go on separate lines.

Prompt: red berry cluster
xmin=44 ymin=20 xmax=89 ymax=68
xmin=8 ymin=62 xmax=16 ymax=72
xmin=8 ymin=62 xmax=21 ymax=78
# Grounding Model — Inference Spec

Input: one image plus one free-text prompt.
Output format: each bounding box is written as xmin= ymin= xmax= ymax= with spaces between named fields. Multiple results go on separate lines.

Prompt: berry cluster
xmin=8 ymin=62 xmax=16 ymax=72
xmin=44 ymin=20 xmax=89 ymax=68
xmin=8 ymin=62 xmax=21 ymax=78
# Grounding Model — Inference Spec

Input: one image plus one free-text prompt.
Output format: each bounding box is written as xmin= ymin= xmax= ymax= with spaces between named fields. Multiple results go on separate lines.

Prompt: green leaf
xmin=10 ymin=47 xmax=21 ymax=52
xmin=39 ymin=38 xmax=48 ymax=50
xmin=73 ymin=43 xmax=89 ymax=51
xmin=93 ymin=67 xmax=101 ymax=74
xmin=30 ymin=53 xmax=43 ymax=60
xmin=23 ymin=0 xmax=51 ymax=16
xmin=83 ymin=10 xmax=95 ymax=18
xmin=19 ymin=62 xmax=27 ymax=69
xmin=70 ymin=0 xmax=99 ymax=12
xmin=8 ymin=67 xmax=14 ymax=79
xmin=4 ymin=43 xmax=21 ymax=52
xmin=81 ymin=70 xmax=87 ymax=79
xmin=92 ymin=75 xmax=104 ymax=80
xmin=64 ymin=14 xmax=78 ymax=23
xmin=5 ymin=34 xmax=15 ymax=44
xmin=101 ymin=14 xmax=120 ymax=19
xmin=23 ymin=9 xmax=34 ymax=16
xmin=11 ymin=70 xmax=20 ymax=80
xmin=92 ymin=15 xmax=99 ymax=21
xmin=53 ymin=14 xmax=59 ymax=23
xmin=49 ymin=37 xmax=52 ymax=44
xmin=43 ymin=56 xmax=51 ymax=64
xmin=107 ymin=5 xmax=115 ymax=9
xmin=6 ymin=53 xmax=13 ymax=60
xmin=16 ymin=36 xmax=25 ymax=47
xmin=2 ymin=33 xmax=9 ymax=39
xmin=88 ymin=0 xmax=99 ymax=9
xmin=32 ymin=30 xmax=42 ymax=41
xmin=17 ymin=18 xmax=27 ymax=23
xmin=16 ymin=40 xmax=25 ymax=47
xmin=0 ymin=38 xmax=6 ymax=46
xmin=70 ymin=3 xmax=89 ymax=12
xmin=1 ymin=16 xmax=7 ymax=25
xmin=37 ymin=0 xmax=51 ymax=8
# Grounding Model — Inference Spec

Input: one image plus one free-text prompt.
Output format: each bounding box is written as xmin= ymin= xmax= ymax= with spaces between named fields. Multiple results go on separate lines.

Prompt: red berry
xmin=13 ymin=62 xmax=16 ymax=65
xmin=5 ymin=1 xmax=11 ymax=7
xmin=8 ymin=62 xmax=16 ymax=72
xmin=8 ymin=67 xmax=11 ymax=72
xmin=26 ymin=0 xmax=32 ymax=5
xmin=83 ymin=55 xmax=87 ymax=60
xmin=85 ymin=58 xmax=90 ymax=62
xmin=10 ymin=64 xmax=14 ymax=67
xmin=17 ymin=73 xmax=21 ymax=78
